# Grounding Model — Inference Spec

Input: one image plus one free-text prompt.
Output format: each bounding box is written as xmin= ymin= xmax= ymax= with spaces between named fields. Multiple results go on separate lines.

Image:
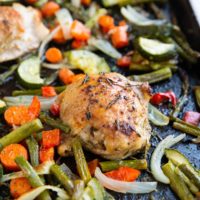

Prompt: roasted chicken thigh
xmin=57 ymin=73 xmax=152 ymax=160
xmin=0 ymin=3 xmax=49 ymax=63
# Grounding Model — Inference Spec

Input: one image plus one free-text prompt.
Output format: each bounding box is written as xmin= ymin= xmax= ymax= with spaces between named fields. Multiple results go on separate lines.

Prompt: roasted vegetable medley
xmin=0 ymin=0 xmax=199 ymax=199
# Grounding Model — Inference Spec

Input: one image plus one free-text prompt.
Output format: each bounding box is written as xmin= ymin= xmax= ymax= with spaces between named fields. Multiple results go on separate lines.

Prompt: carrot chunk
xmin=58 ymin=68 xmax=75 ymax=85
xmin=105 ymin=167 xmax=141 ymax=182
xmin=40 ymin=147 xmax=54 ymax=163
xmin=42 ymin=129 xmax=60 ymax=148
xmin=10 ymin=177 xmax=32 ymax=198
xmin=0 ymin=144 xmax=28 ymax=171
xmin=88 ymin=159 xmax=99 ymax=176
xmin=111 ymin=26 xmax=129 ymax=48
xmin=42 ymin=86 xmax=57 ymax=97
xmin=71 ymin=20 xmax=90 ymax=41
xmin=52 ymin=27 xmax=66 ymax=44
xmin=45 ymin=47 xmax=63 ymax=63
xmin=41 ymin=1 xmax=60 ymax=18
xmin=98 ymin=15 xmax=115 ymax=33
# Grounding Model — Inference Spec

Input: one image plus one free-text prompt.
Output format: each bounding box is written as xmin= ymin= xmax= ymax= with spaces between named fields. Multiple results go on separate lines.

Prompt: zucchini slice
xmin=17 ymin=57 xmax=44 ymax=89
xmin=136 ymin=37 xmax=176 ymax=61
xmin=65 ymin=50 xmax=110 ymax=75
xmin=0 ymin=100 xmax=6 ymax=114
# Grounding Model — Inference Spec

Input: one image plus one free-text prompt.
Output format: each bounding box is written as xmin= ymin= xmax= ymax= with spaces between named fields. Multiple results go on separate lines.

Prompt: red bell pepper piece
xmin=50 ymin=103 xmax=60 ymax=117
xmin=117 ymin=56 xmax=131 ymax=67
xmin=183 ymin=111 xmax=200 ymax=126
xmin=104 ymin=167 xmax=141 ymax=182
xmin=42 ymin=86 xmax=57 ymax=97
xmin=39 ymin=147 xmax=54 ymax=163
xmin=88 ymin=159 xmax=99 ymax=176
xmin=42 ymin=129 xmax=60 ymax=148
xmin=150 ymin=90 xmax=177 ymax=106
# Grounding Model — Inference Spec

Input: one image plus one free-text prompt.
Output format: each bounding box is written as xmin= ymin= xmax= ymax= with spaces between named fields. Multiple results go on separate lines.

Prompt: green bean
xmin=162 ymin=162 xmax=194 ymax=200
xmin=100 ymin=159 xmax=147 ymax=172
xmin=26 ymin=135 xmax=39 ymax=167
xmin=179 ymin=164 xmax=200 ymax=189
xmin=194 ymin=86 xmax=200 ymax=109
xmin=72 ymin=180 xmax=85 ymax=200
xmin=173 ymin=122 xmax=200 ymax=137
xmin=50 ymin=164 xmax=74 ymax=195
xmin=148 ymin=104 xmax=169 ymax=126
xmin=15 ymin=156 xmax=51 ymax=200
xmin=0 ymin=119 xmax=43 ymax=151
xmin=172 ymin=26 xmax=200 ymax=63
xmin=12 ymin=86 xmax=66 ymax=96
xmin=129 ymin=67 xmax=172 ymax=84
xmin=175 ymin=167 xmax=199 ymax=194
xmin=72 ymin=139 xmax=91 ymax=183
xmin=171 ymin=69 xmax=189 ymax=118
xmin=0 ymin=64 xmax=18 ymax=85
xmin=39 ymin=113 xmax=70 ymax=133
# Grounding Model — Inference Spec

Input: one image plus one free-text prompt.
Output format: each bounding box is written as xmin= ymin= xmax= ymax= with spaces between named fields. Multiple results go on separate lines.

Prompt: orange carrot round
xmin=0 ymin=144 xmax=28 ymax=171
xmin=10 ymin=177 xmax=32 ymax=198
xmin=4 ymin=106 xmax=29 ymax=125
xmin=58 ymin=68 xmax=75 ymax=85
xmin=45 ymin=47 xmax=63 ymax=63
xmin=41 ymin=1 xmax=60 ymax=18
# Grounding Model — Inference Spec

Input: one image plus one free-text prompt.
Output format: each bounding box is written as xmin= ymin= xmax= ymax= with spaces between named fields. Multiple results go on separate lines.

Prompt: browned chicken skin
xmin=57 ymin=73 xmax=152 ymax=160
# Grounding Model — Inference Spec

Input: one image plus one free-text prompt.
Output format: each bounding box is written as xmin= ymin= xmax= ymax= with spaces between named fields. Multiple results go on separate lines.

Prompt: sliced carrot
xmin=4 ymin=106 xmax=29 ymax=125
xmin=39 ymin=147 xmax=54 ymax=163
xmin=71 ymin=74 xmax=85 ymax=82
xmin=41 ymin=1 xmax=60 ymax=18
xmin=71 ymin=20 xmax=90 ymax=41
xmin=42 ymin=86 xmax=57 ymax=97
xmin=111 ymin=26 xmax=129 ymax=49
xmin=88 ymin=159 xmax=99 ymax=176
xmin=52 ymin=27 xmax=66 ymax=44
xmin=105 ymin=167 xmax=141 ymax=182
xmin=0 ymin=144 xmax=28 ymax=171
xmin=58 ymin=68 xmax=75 ymax=85
xmin=71 ymin=40 xmax=86 ymax=49
xmin=45 ymin=47 xmax=63 ymax=64
xmin=98 ymin=15 xmax=115 ymax=33
xmin=10 ymin=177 xmax=32 ymax=198
xmin=50 ymin=103 xmax=60 ymax=117
xmin=81 ymin=0 xmax=91 ymax=6
xmin=117 ymin=56 xmax=131 ymax=67
xmin=42 ymin=129 xmax=60 ymax=148
xmin=28 ymin=96 xmax=41 ymax=120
